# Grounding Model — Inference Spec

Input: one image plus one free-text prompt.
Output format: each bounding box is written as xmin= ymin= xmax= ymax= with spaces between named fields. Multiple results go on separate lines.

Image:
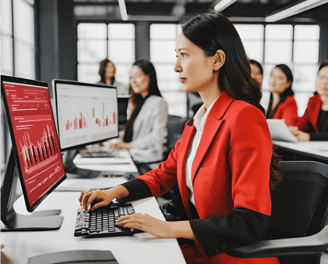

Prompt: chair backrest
xmin=165 ymin=115 xmax=187 ymax=155
xmin=266 ymin=161 xmax=328 ymax=264
xmin=266 ymin=161 xmax=328 ymax=240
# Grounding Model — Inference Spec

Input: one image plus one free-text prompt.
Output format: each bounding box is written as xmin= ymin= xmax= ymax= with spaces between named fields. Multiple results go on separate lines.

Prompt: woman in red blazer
xmin=79 ymin=13 xmax=281 ymax=264
xmin=266 ymin=64 xmax=298 ymax=126
xmin=290 ymin=63 xmax=328 ymax=141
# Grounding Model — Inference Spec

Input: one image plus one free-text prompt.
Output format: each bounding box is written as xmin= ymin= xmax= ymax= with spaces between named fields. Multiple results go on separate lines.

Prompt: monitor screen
xmin=1 ymin=76 xmax=66 ymax=212
xmin=53 ymin=80 xmax=118 ymax=151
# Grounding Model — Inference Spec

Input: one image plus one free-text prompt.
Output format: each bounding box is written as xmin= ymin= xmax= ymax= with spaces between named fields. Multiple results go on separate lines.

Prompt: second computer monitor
xmin=53 ymin=80 xmax=118 ymax=151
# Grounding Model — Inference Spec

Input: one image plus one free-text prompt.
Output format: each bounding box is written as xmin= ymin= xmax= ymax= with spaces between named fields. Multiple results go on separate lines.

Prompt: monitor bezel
xmin=52 ymin=79 xmax=119 ymax=152
xmin=1 ymin=75 xmax=67 ymax=212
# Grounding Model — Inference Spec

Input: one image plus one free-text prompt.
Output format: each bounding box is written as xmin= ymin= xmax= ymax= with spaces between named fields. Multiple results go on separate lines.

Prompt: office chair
xmin=163 ymin=161 xmax=328 ymax=264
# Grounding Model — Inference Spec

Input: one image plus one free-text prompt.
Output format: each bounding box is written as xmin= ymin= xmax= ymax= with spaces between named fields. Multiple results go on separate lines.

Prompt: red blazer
xmin=272 ymin=96 xmax=298 ymax=126
xmin=137 ymin=92 xmax=279 ymax=264
xmin=296 ymin=95 xmax=321 ymax=132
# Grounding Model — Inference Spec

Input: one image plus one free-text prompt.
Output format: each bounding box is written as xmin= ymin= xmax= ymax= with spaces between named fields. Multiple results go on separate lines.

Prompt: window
xmin=0 ymin=0 xmax=36 ymax=180
xmin=235 ymin=23 xmax=320 ymax=116
xmin=150 ymin=24 xmax=186 ymax=117
xmin=77 ymin=23 xmax=135 ymax=90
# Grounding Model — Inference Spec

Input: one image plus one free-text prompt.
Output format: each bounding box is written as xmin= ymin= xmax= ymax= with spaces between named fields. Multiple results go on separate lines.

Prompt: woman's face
xmin=250 ymin=63 xmax=263 ymax=88
xmin=105 ymin=62 xmax=116 ymax=79
xmin=317 ymin=66 xmax=328 ymax=97
xmin=174 ymin=33 xmax=218 ymax=94
xmin=268 ymin=67 xmax=291 ymax=94
xmin=130 ymin=66 xmax=150 ymax=98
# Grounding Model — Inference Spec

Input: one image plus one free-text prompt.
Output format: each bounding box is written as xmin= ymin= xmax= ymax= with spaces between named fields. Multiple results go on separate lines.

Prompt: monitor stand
xmin=1 ymin=150 xmax=63 ymax=231
xmin=62 ymin=149 xmax=100 ymax=179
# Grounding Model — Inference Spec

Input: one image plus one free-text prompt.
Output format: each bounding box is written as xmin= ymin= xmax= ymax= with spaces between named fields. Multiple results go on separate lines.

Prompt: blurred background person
xmin=250 ymin=59 xmax=263 ymax=90
xmin=290 ymin=62 xmax=328 ymax=141
xmin=98 ymin=59 xmax=129 ymax=95
xmin=266 ymin=64 xmax=298 ymax=126
xmin=111 ymin=59 xmax=168 ymax=165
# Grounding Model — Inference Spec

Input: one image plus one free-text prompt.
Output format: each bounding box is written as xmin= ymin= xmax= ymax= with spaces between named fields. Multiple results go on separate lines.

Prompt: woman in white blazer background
xmin=111 ymin=59 xmax=168 ymax=164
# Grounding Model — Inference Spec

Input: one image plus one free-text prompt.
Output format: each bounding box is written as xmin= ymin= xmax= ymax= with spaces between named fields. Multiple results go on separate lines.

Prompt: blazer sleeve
xmin=131 ymin=98 xmax=168 ymax=150
xmin=281 ymin=97 xmax=298 ymax=126
xmin=189 ymin=106 xmax=273 ymax=257
xmin=296 ymin=102 xmax=311 ymax=132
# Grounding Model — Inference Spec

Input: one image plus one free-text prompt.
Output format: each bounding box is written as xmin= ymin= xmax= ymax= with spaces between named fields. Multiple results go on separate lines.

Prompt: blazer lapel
xmin=311 ymin=96 xmax=322 ymax=132
xmin=192 ymin=91 xmax=234 ymax=184
xmin=177 ymin=121 xmax=195 ymax=219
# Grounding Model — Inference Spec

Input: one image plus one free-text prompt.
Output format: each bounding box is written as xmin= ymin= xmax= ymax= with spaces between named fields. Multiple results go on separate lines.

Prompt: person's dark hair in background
xmin=266 ymin=64 xmax=298 ymax=126
xmin=182 ymin=12 xmax=280 ymax=189
xmin=99 ymin=59 xmax=116 ymax=85
xmin=129 ymin=59 xmax=162 ymax=110
xmin=249 ymin=59 xmax=263 ymax=89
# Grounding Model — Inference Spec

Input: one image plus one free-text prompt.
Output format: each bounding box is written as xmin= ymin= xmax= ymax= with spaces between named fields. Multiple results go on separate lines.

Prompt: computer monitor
xmin=1 ymin=75 xmax=66 ymax=231
xmin=52 ymin=79 xmax=118 ymax=178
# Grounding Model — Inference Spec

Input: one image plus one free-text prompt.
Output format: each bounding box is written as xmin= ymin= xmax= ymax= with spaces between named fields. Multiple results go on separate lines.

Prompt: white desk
xmin=57 ymin=150 xmax=138 ymax=191
xmin=1 ymin=150 xmax=186 ymax=264
xmin=273 ymin=140 xmax=328 ymax=162
xmin=73 ymin=149 xmax=138 ymax=173
xmin=1 ymin=192 xmax=186 ymax=264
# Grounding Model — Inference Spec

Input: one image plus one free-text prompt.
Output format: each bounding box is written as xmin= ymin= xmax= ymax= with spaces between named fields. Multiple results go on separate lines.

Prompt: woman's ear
xmin=213 ymin=50 xmax=226 ymax=71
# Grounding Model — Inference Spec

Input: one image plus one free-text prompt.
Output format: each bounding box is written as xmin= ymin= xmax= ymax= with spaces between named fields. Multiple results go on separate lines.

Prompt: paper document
xmin=267 ymin=119 xmax=297 ymax=143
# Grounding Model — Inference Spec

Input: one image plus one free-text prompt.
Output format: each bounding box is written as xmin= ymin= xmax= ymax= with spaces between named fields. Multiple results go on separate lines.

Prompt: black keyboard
xmin=74 ymin=202 xmax=135 ymax=237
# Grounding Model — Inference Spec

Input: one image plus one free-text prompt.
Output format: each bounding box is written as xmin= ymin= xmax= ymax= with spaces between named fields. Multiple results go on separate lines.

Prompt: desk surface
xmin=1 ymin=150 xmax=186 ymax=264
xmin=73 ymin=149 xmax=138 ymax=173
xmin=273 ymin=140 xmax=328 ymax=162
xmin=1 ymin=192 xmax=186 ymax=264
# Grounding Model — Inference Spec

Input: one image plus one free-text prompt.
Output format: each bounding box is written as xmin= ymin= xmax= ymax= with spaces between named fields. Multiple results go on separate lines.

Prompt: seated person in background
xmin=111 ymin=59 xmax=168 ymax=164
xmin=266 ymin=64 xmax=298 ymax=126
xmin=98 ymin=59 xmax=129 ymax=95
xmin=289 ymin=62 xmax=328 ymax=141
xmin=80 ymin=13 xmax=280 ymax=264
xmin=250 ymin=59 xmax=263 ymax=90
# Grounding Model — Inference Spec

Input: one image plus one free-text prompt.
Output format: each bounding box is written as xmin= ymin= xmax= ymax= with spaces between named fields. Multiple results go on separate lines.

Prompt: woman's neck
xmin=271 ymin=93 xmax=280 ymax=110
xmin=105 ymin=77 xmax=113 ymax=85
xmin=199 ymin=88 xmax=221 ymax=112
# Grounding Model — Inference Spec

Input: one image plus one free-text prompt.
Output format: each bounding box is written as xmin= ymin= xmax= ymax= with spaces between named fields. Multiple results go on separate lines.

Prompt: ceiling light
xmin=265 ymin=0 xmax=328 ymax=22
xmin=214 ymin=0 xmax=238 ymax=12
xmin=118 ymin=0 xmax=128 ymax=21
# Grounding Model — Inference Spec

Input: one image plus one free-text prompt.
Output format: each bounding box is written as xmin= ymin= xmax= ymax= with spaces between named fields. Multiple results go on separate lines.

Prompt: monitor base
xmin=32 ymin=209 xmax=62 ymax=217
xmin=1 ymin=212 xmax=63 ymax=231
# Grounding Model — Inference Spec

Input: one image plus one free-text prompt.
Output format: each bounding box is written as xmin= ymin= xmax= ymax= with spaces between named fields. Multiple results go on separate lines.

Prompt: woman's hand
xmin=288 ymin=126 xmax=310 ymax=141
xmin=116 ymin=213 xmax=175 ymax=238
xmin=111 ymin=141 xmax=132 ymax=150
xmin=78 ymin=185 xmax=129 ymax=212
xmin=294 ymin=130 xmax=310 ymax=141
xmin=116 ymin=214 xmax=197 ymax=240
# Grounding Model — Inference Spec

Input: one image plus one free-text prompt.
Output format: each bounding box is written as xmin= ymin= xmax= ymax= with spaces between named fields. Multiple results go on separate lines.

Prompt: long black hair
xmin=129 ymin=59 xmax=162 ymax=108
xmin=181 ymin=12 xmax=281 ymax=189
xmin=266 ymin=64 xmax=294 ymax=119
xmin=182 ymin=12 xmax=264 ymax=114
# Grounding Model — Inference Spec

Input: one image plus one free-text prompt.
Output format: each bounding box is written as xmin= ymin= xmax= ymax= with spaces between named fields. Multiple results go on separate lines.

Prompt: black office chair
xmin=162 ymin=161 xmax=328 ymax=263
xmin=227 ymin=161 xmax=328 ymax=264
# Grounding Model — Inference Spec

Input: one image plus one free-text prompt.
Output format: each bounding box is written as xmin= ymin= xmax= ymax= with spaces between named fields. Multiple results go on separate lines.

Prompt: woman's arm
xmin=131 ymin=98 xmax=168 ymax=150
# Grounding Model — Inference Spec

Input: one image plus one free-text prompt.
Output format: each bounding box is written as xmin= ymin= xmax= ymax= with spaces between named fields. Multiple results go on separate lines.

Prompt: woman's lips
xmin=180 ymin=78 xmax=186 ymax=83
